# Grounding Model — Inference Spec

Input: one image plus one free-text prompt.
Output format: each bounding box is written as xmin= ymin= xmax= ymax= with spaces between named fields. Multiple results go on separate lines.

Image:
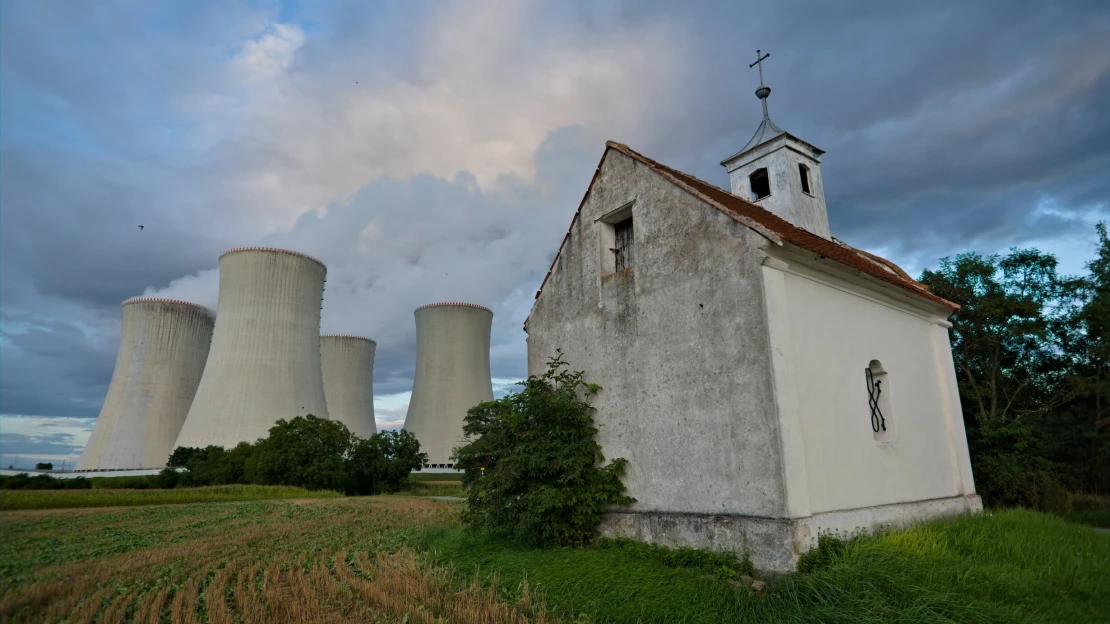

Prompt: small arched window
xmin=798 ymin=163 xmax=811 ymax=194
xmin=749 ymin=168 xmax=771 ymax=200
xmin=866 ymin=360 xmax=895 ymax=441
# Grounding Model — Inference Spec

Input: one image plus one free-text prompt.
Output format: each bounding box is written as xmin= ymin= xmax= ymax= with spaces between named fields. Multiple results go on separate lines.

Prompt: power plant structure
xmin=320 ymin=334 xmax=378 ymax=438
xmin=403 ymin=302 xmax=494 ymax=468
xmin=174 ymin=247 xmax=331 ymax=449
xmin=76 ymin=298 xmax=214 ymax=470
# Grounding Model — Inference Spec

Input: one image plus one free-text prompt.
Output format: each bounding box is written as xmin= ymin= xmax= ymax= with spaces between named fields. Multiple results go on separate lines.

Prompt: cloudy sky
xmin=1 ymin=0 xmax=1107 ymax=468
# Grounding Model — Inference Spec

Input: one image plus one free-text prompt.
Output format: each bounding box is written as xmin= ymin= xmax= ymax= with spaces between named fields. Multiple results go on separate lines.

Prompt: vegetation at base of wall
xmin=919 ymin=222 xmax=1110 ymax=510
xmin=164 ymin=416 xmax=428 ymax=495
xmin=0 ymin=485 xmax=341 ymax=511
xmin=415 ymin=508 xmax=1109 ymax=624
xmin=453 ymin=352 xmax=634 ymax=546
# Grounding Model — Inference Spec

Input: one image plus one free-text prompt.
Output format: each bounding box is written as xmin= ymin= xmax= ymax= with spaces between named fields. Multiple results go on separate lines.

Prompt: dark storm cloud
xmin=0 ymin=432 xmax=85 ymax=458
xmin=623 ymin=0 xmax=1109 ymax=262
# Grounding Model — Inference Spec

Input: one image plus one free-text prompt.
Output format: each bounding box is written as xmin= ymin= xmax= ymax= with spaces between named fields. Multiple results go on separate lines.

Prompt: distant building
xmin=77 ymin=298 xmax=214 ymax=470
xmin=321 ymin=335 xmax=378 ymax=439
xmin=404 ymin=303 xmax=494 ymax=468
xmin=175 ymin=247 xmax=330 ymax=449
xmin=524 ymin=70 xmax=980 ymax=572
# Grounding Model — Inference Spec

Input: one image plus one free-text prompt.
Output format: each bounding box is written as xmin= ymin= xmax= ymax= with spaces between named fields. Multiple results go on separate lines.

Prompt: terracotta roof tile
xmin=532 ymin=142 xmax=957 ymax=311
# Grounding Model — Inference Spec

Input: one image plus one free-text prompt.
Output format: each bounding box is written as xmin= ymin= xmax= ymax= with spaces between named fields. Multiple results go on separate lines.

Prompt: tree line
xmin=159 ymin=415 xmax=427 ymax=495
xmin=919 ymin=222 xmax=1109 ymax=508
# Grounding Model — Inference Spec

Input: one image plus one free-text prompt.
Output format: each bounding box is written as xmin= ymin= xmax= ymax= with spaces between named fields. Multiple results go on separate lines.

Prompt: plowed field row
xmin=0 ymin=496 xmax=549 ymax=623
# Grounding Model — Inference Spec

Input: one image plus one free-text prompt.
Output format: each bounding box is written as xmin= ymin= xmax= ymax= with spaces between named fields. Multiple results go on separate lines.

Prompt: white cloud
xmin=233 ymin=23 xmax=305 ymax=84
xmin=143 ymin=1 xmax=691 ymax=396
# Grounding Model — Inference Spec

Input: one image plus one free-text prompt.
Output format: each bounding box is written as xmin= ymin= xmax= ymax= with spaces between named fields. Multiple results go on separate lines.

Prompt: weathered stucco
xmin=526 ymin=144 xmax=980 ymax=572
xmin=722 ymin=135 xmax=829 ymax=239
xmin=526 ymin=149 xmax=787 ymax=519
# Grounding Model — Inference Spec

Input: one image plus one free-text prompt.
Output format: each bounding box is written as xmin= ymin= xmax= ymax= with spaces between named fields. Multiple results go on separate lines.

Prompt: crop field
xmin=0 ymin=496 xmax=548 ymax=623
xmin=2 ymin=496 xmax=1107 ymax=623
xmin=0 ymin=485 xmax=342 ymax=511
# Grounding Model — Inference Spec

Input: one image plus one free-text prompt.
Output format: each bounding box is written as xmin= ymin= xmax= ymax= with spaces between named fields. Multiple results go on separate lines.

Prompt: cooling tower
xmin=403 ymin=302 xmax=494 ymax=467
xmin=321 ymin=335 xmax=378 ymax=438
xmin=76 ymin=298 xmax=214 ymax=470
xmin=174 ymin=247 xmax=330 ymax=449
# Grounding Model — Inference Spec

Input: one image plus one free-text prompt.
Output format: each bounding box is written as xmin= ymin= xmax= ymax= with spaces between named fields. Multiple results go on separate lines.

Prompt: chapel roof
xmin=532 ymin=141 xmax=958 ymax=311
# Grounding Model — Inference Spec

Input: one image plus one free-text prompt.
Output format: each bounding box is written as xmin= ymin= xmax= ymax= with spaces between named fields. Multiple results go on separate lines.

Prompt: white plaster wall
xmin=77 ymin=299 xmax=213 ymax=469
xmin=403 ymin=303 xmax=494 ymax=465
xmin=526 ymin=149 xmax=787 ymax=518
xmin=321 ymin=335 xmax=377 ymax=439
xmin=175 ymin=248 xmax=330 ymax=449
xmin=780 ymin=269 xmax=963 ymax=513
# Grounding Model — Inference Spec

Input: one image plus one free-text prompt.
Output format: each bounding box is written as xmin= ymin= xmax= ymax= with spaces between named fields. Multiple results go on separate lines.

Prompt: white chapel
xmin=523 ymin=52 xmax=982 ymax=572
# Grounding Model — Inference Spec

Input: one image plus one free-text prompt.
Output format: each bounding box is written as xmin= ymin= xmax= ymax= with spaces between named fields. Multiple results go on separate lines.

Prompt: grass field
xmin=409 ymin=472 xmax=464 ymax=482
xmin=0 ymin=496 xmax=546 ymax=623
xmin=415 ymin=510 xmax=1110 ymax=623
xmin=1 ymin=497 xmax=1106 ymax=623
xmin=0 ymin=485 xmax=341 ymax=511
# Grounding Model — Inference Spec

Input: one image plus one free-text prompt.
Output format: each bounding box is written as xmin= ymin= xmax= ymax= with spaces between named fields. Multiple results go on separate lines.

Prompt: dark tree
xmin=347 ymin=429 xmax=428 ymax=495
xmin=245 ymin=415 xmax=352 ymax=491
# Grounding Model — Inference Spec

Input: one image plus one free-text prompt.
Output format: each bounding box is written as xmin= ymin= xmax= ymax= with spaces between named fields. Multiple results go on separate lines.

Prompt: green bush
xmin=0 ymin=474 xmax=92 ymax=490
xmin=165 ymin=416 xmax=429 ymax=494
xmin=245 ymin=415 xmax=351 ymax=491
xmin=966 ymin=420 xmax=1067 ymax=510
xmin=175 ymin=443 xmax=255 ymax=487
xmin=347 ymin=429 xmax=427 ymax=495
xmin=453 ymin=351 xmax=634 ymax=546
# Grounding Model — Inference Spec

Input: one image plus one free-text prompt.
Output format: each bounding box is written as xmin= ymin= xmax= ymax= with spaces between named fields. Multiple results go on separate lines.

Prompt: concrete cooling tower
xmin=403 ymin=302 xmax=494 ymax=467
xmin=321 ymin=335 xmax=378 ymax=439
xmin=76 ymin=298 xmax=214 ymax=470
xmin=174 ymin=247 xmax=330 ymax=449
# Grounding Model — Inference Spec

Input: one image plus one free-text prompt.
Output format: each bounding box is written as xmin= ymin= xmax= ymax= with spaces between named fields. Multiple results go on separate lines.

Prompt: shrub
xmin=453 ymin=351 xmax=634 ymax=546
xmin=34 ymin=462 xmax=53 ymax=470
xmin=966 ymin=420 xmax=1067 ymax=510
xmin=167 ymin=446 xmax=206 ymax=468
xmin=347 ymin=429 xmax=428 ymax=495
xmin=162 ymin=417 xmax=429 ymax=494
xmin=151 ymin=467 xmax=180 ymax=489
xmin=1 ymin=474 xmax=92 ymax=490
xmin=176 ymin=444 xmax=254 ymax=487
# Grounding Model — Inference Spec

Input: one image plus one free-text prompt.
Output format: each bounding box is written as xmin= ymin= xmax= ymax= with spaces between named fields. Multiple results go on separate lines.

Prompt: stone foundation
xmin=600 ymin=494 xmax=983 ymax=573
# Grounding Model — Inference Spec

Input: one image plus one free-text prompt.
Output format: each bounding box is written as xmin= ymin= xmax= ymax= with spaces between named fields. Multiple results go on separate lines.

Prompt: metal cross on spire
xmin=749 ymin=49 xmax=772 ymax=119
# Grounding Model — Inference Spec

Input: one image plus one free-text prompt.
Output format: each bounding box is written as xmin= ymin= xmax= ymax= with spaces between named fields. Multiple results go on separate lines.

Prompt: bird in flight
xmin=138 ymin=225 xmax=144 ymax=230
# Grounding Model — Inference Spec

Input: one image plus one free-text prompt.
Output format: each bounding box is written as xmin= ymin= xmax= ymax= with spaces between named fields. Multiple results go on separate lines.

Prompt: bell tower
xmin=721 ymin=50 xmax=830 ymax=239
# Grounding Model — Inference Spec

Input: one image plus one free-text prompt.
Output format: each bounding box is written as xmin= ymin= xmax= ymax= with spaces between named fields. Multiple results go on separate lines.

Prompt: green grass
xmin=415 ymin=509 xmax=1110 ymax=623
xmin=87 ymin=474 xmax=160 ymax=489
xmin=1051 ymin=493 xmax=1110 ymax=528
xmin=406 ymin=481 xmax=463 ymax=497
xmin=409 ymin=472 xmax=464 ymax=482
xmin=0 ymin=485 xmax=341 ymax=511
